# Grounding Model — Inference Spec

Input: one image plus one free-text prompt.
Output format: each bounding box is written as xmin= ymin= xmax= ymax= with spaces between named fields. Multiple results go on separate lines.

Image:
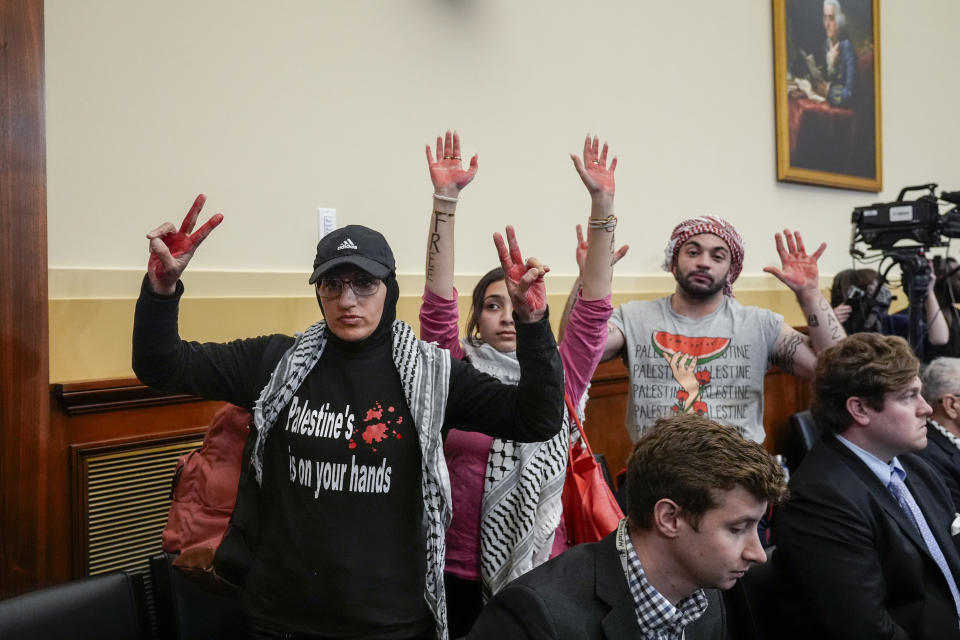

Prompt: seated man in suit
xmin=920 ymin=357 xmax=960 ymax=511
xmin=467 ymin=413 xmax=787 ymax=640
xmin=775 ymin=333 xmax=960 ymax=639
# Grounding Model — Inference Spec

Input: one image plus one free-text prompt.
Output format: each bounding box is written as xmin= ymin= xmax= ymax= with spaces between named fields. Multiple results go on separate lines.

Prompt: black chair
xmin=0 ymin=571 xmax=149 ymax=640
xmin=149 ymin=553 xmax=245 ymax=640
xmin=790 ymin=410 xmax=820 ymax=468
xmin=740 ymin=546 xmax=779 ymax=640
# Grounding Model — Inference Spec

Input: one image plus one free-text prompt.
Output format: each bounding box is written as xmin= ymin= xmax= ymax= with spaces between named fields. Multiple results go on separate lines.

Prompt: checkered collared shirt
xmin=615 ymin=519 xmax=709 ymax=640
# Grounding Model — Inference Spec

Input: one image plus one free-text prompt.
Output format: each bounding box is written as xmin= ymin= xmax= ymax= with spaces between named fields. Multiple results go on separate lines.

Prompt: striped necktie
xmin=888 ymin=469 xmax=960 ymax=625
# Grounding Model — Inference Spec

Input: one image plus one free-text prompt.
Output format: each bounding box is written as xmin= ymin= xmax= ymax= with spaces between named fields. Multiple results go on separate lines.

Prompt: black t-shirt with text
xmin=243 ymin=331 xmax=432 ymax=638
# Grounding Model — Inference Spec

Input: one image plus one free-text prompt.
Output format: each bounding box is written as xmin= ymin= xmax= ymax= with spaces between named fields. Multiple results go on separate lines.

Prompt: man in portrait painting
xmin=804 ymin=0 xmax=857 ymax=107
xmin=784 ymin=0 xmax=876 ymax=179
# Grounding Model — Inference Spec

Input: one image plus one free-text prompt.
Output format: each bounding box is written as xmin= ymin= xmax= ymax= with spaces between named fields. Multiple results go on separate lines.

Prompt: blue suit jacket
xmin=823 ymin=37 xmax=857 ymax=106
xmin=775 ymin=433 xmax=960 ymax=639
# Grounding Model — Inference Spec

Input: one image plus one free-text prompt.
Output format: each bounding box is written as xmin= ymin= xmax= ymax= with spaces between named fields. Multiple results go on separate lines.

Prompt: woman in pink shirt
xmin=420 ymin=131 xmax=626 ymax=636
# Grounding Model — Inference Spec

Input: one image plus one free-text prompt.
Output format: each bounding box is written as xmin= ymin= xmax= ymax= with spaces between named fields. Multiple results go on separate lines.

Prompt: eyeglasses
xmin=316 ymin=276 xmax=381 ymax=299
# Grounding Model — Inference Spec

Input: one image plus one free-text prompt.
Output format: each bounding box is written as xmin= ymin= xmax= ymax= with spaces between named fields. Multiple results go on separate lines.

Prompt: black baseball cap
xmin=308 ymin=225 xmax=396 ymax=284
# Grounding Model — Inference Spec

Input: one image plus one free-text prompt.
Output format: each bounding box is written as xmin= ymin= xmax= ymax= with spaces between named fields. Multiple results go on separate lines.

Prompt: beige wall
xmin=48 ymin=271 xmax=817 ymax=382
xmin=45 ymin=1 xmax=960 ymax=382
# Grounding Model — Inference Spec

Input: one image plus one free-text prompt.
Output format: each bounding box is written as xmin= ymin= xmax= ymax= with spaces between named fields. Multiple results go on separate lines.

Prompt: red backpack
xmin=162 ymin=404 xmax=250 ymax=569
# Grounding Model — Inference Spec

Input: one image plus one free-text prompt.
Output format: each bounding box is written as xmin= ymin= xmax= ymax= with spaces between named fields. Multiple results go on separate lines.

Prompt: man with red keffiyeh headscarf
xmin=598 ymin=216 xmax=844 ymax=444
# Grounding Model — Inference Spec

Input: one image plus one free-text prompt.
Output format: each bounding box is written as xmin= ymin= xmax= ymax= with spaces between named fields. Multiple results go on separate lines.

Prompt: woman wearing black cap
xmin=133 ymin=194 xmax=564 ymax=640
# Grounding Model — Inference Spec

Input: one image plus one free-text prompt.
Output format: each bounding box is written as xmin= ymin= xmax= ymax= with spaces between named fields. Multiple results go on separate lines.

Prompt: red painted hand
xmin=763 ymin=229 xmax=825 ymax=293
xmin=570 ymin=134 xmax=617 ymax=197
xmin=146 ymin=194 xmax=223 ymax=294
xmin=574 ymin=224 xmax=629 ymax=276
xmin=493 ymin=225 xmax=549 ymax=322
xmin=425 ymin=130 xmax=478 ymax=196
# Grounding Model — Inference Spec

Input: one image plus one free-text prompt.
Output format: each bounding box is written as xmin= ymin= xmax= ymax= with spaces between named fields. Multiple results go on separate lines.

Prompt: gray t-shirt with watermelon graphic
xmin=609 ymin=295 xmax=783 ymax=444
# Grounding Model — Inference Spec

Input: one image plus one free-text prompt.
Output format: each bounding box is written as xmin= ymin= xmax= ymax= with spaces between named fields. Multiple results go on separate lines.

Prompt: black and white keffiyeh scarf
xmin=251 ymin=320 xmax=454 ymax=639
xmin=463 ymin=341 xmax=570 ymax=600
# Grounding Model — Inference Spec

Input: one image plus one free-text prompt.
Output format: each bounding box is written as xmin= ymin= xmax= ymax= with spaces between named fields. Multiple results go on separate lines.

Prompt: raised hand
xmin=833 ymin=304 xmax=852 ymax=323
xmin=574 ymin=224 xmax=629 ymax=275
xmin=570 ymin=134 xmax=616 ymax=198
xmin=146 ymin=194 xmax=223 ymax=295
xmin=493 ymin=225 xmax=549 ymax=322
xmin=763 ymin=229 xmax=825 ymax=294
xmin=425 ymin=130 xmax=478 ymax=197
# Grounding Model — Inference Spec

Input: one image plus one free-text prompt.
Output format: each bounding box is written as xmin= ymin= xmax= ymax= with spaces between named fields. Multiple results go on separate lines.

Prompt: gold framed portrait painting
xmin=774 ymin=0 xmax=881 ymax=191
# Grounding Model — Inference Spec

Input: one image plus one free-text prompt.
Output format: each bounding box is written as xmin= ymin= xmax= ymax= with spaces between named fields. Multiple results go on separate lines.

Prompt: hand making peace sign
xmin=493 ymin=225 xmax=549 ymax=323
xmin=146 ymin=194 xmax=223 ymax=295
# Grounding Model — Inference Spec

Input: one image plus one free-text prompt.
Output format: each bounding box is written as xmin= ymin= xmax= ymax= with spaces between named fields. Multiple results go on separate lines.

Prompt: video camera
xmin=849 ymin=184 xmax=960 ymax=357
xmin=850 ymin=184 xmax=960 ymax=252
xmin=841 ymin=282 xmax=892 ymax=334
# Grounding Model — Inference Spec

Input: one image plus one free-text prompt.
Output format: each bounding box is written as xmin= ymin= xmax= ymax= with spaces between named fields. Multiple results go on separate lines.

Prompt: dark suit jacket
xmin=774 ymin=433 xmax=960 ymax=639
xmin=919 ymin=424 xmax=960 ymax=512
xmin=466 ymin=531 xmax=751 ymax=640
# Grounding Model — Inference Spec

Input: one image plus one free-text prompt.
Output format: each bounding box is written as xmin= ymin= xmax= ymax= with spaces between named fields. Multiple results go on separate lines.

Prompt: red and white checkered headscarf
xmin=663 ymin=215 xmax=744 ymax=296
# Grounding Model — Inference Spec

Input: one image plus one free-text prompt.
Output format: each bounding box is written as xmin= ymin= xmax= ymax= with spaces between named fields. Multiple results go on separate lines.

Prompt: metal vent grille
xmin=80 ymin=438 xmax=203 ymax=576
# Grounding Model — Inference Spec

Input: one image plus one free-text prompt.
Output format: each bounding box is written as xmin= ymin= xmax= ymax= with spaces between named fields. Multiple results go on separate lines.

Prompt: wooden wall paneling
xmin=48 ymin=379 xmax=224 ymax=583
xmin=71 ymin=432 xmax=206 ymax=578
xmin=582 ymin=360 xmax=634 ymax=480
xmin=761 ymin=368 xmax=813 ymax=467
xmin=0 ymin=0 xmax=51 ymax=598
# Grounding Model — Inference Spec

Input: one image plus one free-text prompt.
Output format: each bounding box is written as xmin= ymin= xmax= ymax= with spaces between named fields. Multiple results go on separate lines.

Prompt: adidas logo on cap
xmin=337 ymin=238 xmax=359 ymax=251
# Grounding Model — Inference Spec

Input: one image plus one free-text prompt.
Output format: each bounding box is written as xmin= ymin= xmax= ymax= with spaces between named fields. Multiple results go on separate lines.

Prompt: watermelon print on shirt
xmin=610 ymin=296 xmax=782 ymax=443
xmin=652 ymin=331 xmax=731 ymax=416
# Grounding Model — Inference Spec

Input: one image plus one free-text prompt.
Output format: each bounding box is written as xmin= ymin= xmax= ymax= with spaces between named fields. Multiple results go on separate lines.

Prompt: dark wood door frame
xmin=0 ymin=0 xmax=51 ymax=598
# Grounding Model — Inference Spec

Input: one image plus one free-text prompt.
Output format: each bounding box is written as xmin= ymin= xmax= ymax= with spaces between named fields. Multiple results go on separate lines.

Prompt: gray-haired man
xmin=920 ymin=357 xmax=960 ymax=510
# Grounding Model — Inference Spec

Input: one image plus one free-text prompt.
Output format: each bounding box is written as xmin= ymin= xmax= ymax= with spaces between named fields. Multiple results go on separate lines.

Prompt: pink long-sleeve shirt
xmin=419 ymin=287 xmax=613 ymax=579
